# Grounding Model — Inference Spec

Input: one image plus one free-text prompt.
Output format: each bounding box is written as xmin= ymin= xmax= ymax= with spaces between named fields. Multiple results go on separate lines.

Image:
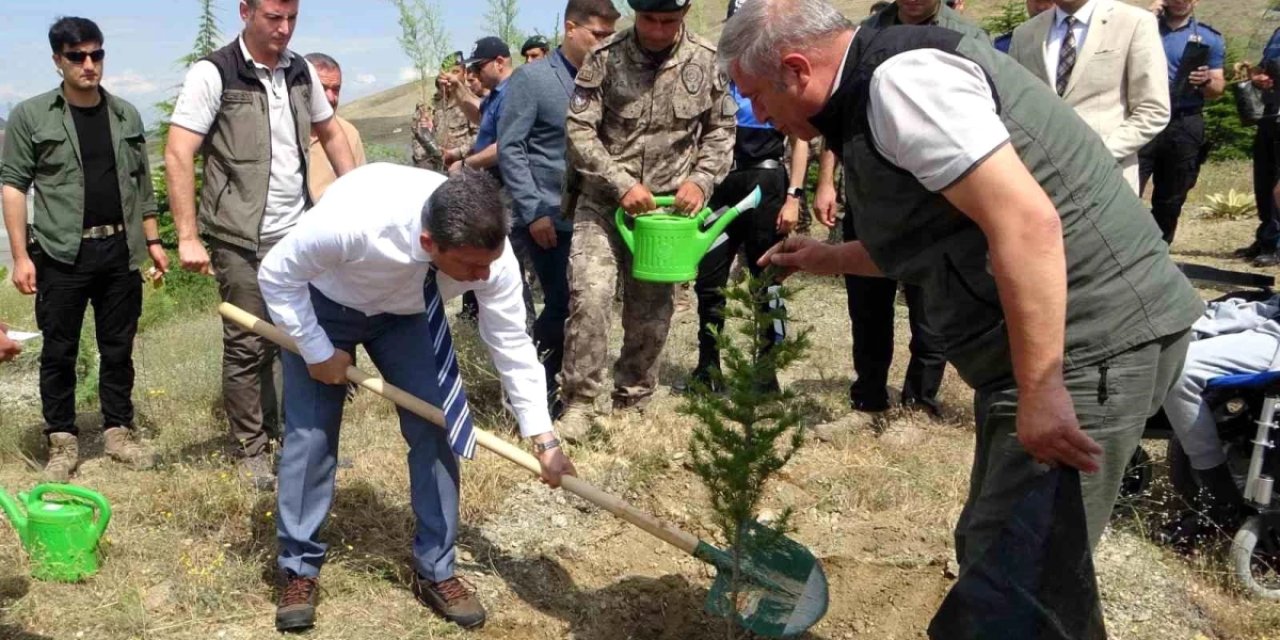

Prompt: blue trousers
xmin=277 ymin=289 xmax=460 ymax=581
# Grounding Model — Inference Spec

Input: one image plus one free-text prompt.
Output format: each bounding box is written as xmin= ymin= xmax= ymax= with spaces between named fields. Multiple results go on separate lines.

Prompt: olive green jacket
xmin=863 ymin=3 xmax=990 ymax=42
xmin=0 ymin=86 xmax=157 ymax=269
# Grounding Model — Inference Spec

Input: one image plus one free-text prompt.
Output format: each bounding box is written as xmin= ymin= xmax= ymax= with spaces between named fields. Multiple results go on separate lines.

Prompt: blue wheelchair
xmin=1120 ymin=264 xmax=1280 ymax=599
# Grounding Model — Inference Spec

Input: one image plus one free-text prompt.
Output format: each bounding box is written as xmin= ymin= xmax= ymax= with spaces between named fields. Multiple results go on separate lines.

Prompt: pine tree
xmin=681 ymin=270 xmax=810 ymax=638
xmin=152 ymin=0 xmax=223 ymax=243
xmin=391 ymin=0 xmax=450 ymax=105
xmin=982 ymin=0 xmax=1030 ymax=36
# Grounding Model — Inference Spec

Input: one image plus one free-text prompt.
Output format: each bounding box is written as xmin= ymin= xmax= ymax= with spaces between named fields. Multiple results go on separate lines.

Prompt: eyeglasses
xmin=569 ymin=22 xmax=615 ymax=40
xmin=62 ymin=49 xmax=105 ymax=64
xmin=467 ymin=59 xmax=493 ymax=74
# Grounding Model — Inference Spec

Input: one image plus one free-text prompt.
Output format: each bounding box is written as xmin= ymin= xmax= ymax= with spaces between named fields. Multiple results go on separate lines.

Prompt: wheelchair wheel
xmin=1231 ymin=515 xmax=1280 ymax=600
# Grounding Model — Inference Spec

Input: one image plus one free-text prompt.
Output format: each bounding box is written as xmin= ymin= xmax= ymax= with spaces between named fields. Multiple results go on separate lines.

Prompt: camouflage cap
xmin=628 ymin=0 xmax=691 ymax=13
xmin=439 ymin=50 xmax=464 ymax=71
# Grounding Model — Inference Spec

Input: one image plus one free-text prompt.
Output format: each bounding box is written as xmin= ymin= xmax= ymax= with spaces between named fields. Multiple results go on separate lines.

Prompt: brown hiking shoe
xmin=237 ymin=452 xmax=276 ymax=491
xmin=555 ymin=403 xmax=595 ymax=444
xmin=43 ymin=433 xmax=79 ymax=482
xmin=414 ymin=574 xmax=486 ymax=629
xmin=103 ymin=427 xmax=156 ymax=470
xmin=276 ymin=572 xmax=320 ymax=631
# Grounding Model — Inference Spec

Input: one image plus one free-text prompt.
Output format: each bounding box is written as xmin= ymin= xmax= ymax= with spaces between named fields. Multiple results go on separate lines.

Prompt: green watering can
xmin=0 ymin=484 xmax=112 ymax=582
xmin=616 ymin=186 xmax=763 ymax=283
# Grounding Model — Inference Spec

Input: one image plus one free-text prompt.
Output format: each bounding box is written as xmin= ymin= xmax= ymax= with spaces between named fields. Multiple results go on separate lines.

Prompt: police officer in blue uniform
xmin=1243 ymin=27 xmax=1280 ymax=267
xmin=1137 ymin=0 xmax=1225 ymax=245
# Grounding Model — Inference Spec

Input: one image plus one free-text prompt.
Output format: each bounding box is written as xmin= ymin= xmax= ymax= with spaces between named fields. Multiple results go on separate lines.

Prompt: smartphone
xmin=1173 ymin=41 xmax=1212 ymax=97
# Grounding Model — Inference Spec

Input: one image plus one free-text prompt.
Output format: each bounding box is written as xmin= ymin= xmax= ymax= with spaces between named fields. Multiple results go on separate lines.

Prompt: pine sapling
xmin=682 ymin=269 xmax=811 ymax=639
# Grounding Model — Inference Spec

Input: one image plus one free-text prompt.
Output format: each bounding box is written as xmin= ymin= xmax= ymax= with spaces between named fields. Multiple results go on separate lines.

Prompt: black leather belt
xmin=81 ymin=223 xmax=125 ymax=239
xmin=731 ymin=158 xmax=783 ymax=172
xmin=1171 ymin=107 xmax=1203 ymax=118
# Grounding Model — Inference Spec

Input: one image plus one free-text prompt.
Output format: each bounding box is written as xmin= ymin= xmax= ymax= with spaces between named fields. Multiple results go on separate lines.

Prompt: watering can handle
xmin=30 ymin=484 xmax=112 ymax=542
xmin=614 ymin=196 xmax=679 ymax=253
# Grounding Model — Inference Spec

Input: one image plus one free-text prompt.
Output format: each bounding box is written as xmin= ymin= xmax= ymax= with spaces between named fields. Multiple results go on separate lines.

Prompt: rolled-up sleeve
xmin=867 ymin=49 xmax=1010 ymax=193
xmin=0 ymin=105 xmax=36 ymax=191
xmin=473 ymin=242 xmax=552 ymax=438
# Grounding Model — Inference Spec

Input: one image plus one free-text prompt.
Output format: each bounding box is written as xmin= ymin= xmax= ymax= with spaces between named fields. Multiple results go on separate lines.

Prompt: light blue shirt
xmin=1044 ymin=0 xmax=1099 ymax=89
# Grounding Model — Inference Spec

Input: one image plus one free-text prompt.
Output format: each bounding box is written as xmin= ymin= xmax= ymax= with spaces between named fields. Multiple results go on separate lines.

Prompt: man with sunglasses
xmin=558 ymin=0 xmax=736 ymax=440
xmin=498 ymin=0 xmax=621 ymax=418
xmin=2 ymin=17 xmax=166 ymax=481
xmin=447 ymin=38 xmax=514 ymax=176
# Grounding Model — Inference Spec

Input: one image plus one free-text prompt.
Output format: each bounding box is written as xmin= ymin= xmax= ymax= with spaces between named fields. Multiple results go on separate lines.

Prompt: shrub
xmin=1202 ymin=189 xmax=1258 ymax=220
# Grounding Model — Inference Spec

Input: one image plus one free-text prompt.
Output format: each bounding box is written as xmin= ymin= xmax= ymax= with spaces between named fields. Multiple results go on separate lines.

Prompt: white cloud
xmin=399 ymin=67 xmax=420 ymax=83
xmin=356 ymin=73 xmax=377 ymax=85
xmin=107 ymin=71 xmax=160 ymax=96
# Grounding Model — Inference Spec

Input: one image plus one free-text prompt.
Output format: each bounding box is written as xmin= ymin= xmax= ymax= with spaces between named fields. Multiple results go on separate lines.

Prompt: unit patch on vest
xmin=681 ymin=64 xmax=704 ymax=95
xmin=571 ymin=87 xmax=591 ymax=114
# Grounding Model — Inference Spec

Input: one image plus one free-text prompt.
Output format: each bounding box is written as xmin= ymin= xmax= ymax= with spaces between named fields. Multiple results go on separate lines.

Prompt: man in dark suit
xmin=498 ymin=0 xmax=620 ymax=414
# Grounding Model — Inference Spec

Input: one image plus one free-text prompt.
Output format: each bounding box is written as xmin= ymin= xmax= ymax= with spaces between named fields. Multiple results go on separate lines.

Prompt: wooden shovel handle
xmin=217 ymin=303 xmax=701 ymax=556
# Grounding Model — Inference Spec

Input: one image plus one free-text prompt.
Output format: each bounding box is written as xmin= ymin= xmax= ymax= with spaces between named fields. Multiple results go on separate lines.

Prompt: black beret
xmin=521 ymin=35 xmax=550 ymax=55
xmin=628 ymin=0 xmax=691 ymax=13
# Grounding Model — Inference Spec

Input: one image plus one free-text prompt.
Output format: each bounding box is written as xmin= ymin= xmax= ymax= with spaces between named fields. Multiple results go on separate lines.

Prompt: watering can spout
xmin=0 ymin=487 xmax=28 ymax=543
xmin=697 ymin=186 xmax=763 ymax=255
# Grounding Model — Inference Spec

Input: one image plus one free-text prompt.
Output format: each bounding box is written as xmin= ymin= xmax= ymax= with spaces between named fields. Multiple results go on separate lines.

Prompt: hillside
xmin=345 ymin=0 xmax=1270 ymax=147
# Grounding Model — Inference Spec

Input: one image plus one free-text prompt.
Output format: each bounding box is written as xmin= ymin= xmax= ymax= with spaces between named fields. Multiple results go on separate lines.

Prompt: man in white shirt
xmin=1008 ymin=0 xmax=1170 ymax=192
xmin=258 ymin=164 xmax=575 ymax=633
xmin=164 ymin=0 xmax=356 ymax=488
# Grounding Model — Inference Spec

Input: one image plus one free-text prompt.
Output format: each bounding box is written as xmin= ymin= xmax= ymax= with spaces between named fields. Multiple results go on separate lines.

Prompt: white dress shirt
xmin=258 ymin=163 xmax=551 ymax=438
xmin=171 ymin=37 xmax=335 ymax=243
xmin=1044 ymin=0 xmax=1099 ymax=90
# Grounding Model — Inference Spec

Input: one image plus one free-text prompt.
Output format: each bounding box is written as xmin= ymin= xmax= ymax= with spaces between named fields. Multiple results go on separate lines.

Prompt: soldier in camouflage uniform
xmin=410 ymin=101 xmax=440 ymax=170
xmin=557 ymin=0 xmax=736 ymax=440
xmin=432 ymin=52 xmax=478 ymax=170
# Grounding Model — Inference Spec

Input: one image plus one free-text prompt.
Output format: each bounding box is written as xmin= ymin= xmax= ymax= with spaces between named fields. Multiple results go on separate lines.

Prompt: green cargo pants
xmin=954 ymin=330 xmax=1191 ymax=569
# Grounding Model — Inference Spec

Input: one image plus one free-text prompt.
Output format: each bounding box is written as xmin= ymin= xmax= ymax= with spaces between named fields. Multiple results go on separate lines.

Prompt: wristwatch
xmin=786 ymin=187 xmax=804 ymax=200
xmin=532 ymin=437 xmax=561 ymax=454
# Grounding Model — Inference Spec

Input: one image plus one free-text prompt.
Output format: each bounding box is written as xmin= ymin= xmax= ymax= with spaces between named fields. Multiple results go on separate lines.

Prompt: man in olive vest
xmin=165 ymin=0 xmax=356 ymax=488
xmin=722 ymin=0 xmax=1201 ymax=579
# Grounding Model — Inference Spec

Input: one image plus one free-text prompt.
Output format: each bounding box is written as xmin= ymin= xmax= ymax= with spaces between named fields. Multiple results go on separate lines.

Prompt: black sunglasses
xmin=62 ymin=49 xmax=105 ymax=64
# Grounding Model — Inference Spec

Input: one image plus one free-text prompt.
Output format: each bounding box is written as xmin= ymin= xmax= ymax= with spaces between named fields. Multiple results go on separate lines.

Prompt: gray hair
xmin=304 ymin=52 xmax=341 ymax=73
xmin=718 ymin=0 xmax=853 ymax=79
xmin=422 ymin=169 xmax=510 ymax=251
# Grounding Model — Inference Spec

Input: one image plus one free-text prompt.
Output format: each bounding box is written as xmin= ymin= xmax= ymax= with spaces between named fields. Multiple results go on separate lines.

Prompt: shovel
xmin=219 ymin=303 xmax=828 ymax=637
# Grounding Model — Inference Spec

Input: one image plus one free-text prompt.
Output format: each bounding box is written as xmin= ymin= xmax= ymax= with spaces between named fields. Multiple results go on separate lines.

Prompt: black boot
xmin=1198 ymin=463 xmax=1247 ymax=528
xmin=1158 ymin=464 xmax=1246 ymax=552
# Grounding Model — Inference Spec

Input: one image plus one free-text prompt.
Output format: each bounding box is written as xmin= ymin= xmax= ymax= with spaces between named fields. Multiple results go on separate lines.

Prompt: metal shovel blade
xmin=695 ymin=520 xmax=829 ymax=637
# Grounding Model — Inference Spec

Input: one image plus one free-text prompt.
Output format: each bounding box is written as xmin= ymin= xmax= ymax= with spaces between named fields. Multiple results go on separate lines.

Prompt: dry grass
xmin=2 ymin=159 xmax=1280 ymax=638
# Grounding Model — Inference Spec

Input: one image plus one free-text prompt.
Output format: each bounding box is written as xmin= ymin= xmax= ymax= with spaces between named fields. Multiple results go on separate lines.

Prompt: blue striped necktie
xmin=424 ymin=266 xmax=477 ymax=459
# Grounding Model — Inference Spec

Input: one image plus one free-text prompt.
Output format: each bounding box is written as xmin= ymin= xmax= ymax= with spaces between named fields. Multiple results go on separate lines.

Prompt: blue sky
xmin=0 ymin=0 xmax=572 ymax=126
